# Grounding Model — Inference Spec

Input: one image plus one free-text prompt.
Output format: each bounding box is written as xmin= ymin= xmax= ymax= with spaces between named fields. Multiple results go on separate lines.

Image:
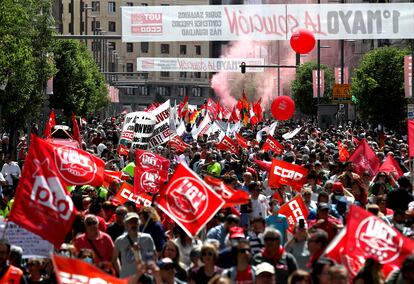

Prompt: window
xmin=194 ymin=72 xmax=201 ymax=78
xmin=108 ymin=2 xmax=116 ymax=13
xmin=91 ymin=1 xmax=100 ymax=12
xmin=108 ymin=42 xmax=116 ymax=50
xmin=195 ymin=45 xmax=201 ymax=55
xmin=180 ymin=72 xmax=187 ymax=78
xmin=161 ymin=71 xmax=169 ymax=77
xmin=126 ymin=63 xmax=134 ymax=76
xmin=161 ymin=44 xmax=169 ymax=54
xmin=91 ymin=20 xmax=100 ymax=32
xmin=127 ymin=43 xmax=133 ymax=53
xmin=126 ymin=88 xmax=134 ymax=95
xmin=69 ymin=2 xmax=73 ymax=13
xmin=126 ymin=2 xmax=133 ymax=6
xmin=178 ymin=86 xmax=186 ymax=97
xmin=156 ymin=86 xmax=169 ymax=97
xmin=192 ymin=87 xmax=202 ymax=97
xmin=180 ymin=45 xmax=187 ymax=55
xmin=141 ymin=42 xmax=149 ymax=53
xmin=108 ymin=21 xmax=116 ymax=32
xmin=138 ymin=86 xmax=149 ymax=96
xmin=69 ymin=23 xmax=73 ymax=34
xmin=92 ymin=41 xmax=101 ymax=52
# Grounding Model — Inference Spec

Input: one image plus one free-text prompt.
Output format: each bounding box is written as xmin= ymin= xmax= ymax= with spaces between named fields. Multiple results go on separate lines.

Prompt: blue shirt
xmin=207 ymin=224 xmax=227 ymax=249
xmin=265 ymin=214 xmax=289 ymax=244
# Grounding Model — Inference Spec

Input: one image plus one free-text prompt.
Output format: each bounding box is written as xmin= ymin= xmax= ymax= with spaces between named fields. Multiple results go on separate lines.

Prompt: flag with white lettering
xmin=168 ymin=135 xmax=190 ymax=154
xmin=262 ymin=135 xmax=284 ymax=154
xmin=278 ymin=195 xmax=309 ymax=233
xmin=216 ymin=135 xmax=239 ymax=155
xmin=156 ymin=163 xmax=225 ymax=237
xmin=268 ymin=159 xmax=308 ymax=190
xmin=134 ymin=150 xmax=169 ymax=195
xmin=113 ymin=182 xmax=153 ymax=208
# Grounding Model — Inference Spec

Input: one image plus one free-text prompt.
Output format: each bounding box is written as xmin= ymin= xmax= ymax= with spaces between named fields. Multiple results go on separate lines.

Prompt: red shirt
xmin=309 ymin=217 xmax=341 ymax=241
xmin=74 ymin=231 xmax=114 ymax=264
xmin=235 ymin=266 xmax=254 ymax=284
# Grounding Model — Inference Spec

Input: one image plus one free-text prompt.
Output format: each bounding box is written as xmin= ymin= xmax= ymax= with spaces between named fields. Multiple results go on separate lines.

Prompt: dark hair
xmin=317 ymin=191 xmax=329 ymax=203
xmin=401 ymin=254 xmax=414 ymax=275
xmin=0 ymin=239 xmax=11 ymax=254
xmin=311 ymin=258 xmax=334 ymax=284
xmin=124 ymin=201 xmax=137 ymax=212
xmin=251 ymin=217 xmax=265 ymax=225
xmin=309 ymin=229 xmax=329 ymax=248
xmin=371 ymin=182 xmax=386 ymax=196
xmin=398 ymin=176 xmax=411 ymax=189
xmin=289 ymin=269 xmax=312 ymax=284
xmin=88 ymin=201 xmax=102 ymax=215
xmin=225 ymin=214 xmax=240 ymax=225
xmin=161 ymin=240 xmax=181 ymax=263
xmin=248 ymin=182 xmax=259 ymax=192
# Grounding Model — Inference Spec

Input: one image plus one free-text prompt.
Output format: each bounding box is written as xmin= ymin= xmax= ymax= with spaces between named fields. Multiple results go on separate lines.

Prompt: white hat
xmin=256 ymin=262 xmax=275 ymax=275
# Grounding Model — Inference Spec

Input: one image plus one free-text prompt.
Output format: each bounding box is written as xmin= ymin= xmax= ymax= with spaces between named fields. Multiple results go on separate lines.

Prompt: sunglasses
xmin=264 ymin=237 xmax=279 ymax=242
xmin=238 ymin=248 xmax=250 ymax=254
xmin=202 ymin=251 xmax=213 ymax=257
xmin=85 ymin=220 xmax=98 ymax=226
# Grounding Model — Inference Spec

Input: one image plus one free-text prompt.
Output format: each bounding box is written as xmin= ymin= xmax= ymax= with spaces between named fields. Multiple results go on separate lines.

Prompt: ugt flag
xmin=348 ymin=138 xmax=380 ymax=176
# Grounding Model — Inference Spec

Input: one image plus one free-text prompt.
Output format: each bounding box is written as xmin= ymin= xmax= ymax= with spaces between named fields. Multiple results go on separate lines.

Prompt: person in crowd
xmin=112 ymin=212 xmax=155 ymax=278
xmin=207 ymin=214 xmax=240 ymax=250
xmin=107 ymin=205 xmax=128 ymax=241
xmin=248 ymin=182 xmax=269 ymax=221
xmin=288 ymin=269 xmax=313 ymax=284
xmin=387 ymin=176 xmax=414 ymax=212
xmin=353 ymin=258 xmax=384 ymax=284
xmin=329 ymin=265 xmax=350 ymax=284
xmin=189 ymin=243 xmax=222 ymax=284
xmin=265 ymin=200 xmax=289 ymax=245
xmin=138 ymin=206 xmax=166 ymax=253
xmin=161 ymin=240 xmax=187 ymax=282
xmin=285 ymin=220 xmax=311 ymax=270
xmin=26 ymin=258 xmax=48 ymax=284
xmin=247 ymin=217 xmax=265 ymax=255
xmin=253 ymin=228 xmax=298 ymax=284
xmin=206 ymin=274 xmax=231 ymax=284
xmin=157 ymin=257 xmax=187 ymax=284
xmin=385 ymin=254 xmax=414 ymax=284
xmin=311 ymin=258 xmax=334 ymax=284
xmin=222 ymin=238 xmax=256 ymax=284
xmin=308 ymin=203 xmax=343 ymax=242
xmin=175 ymin=228 xmax=203 ymax=268
xmin=216 ymin=226 xmax=246 ymax=269
xmin=307 ymin=229 xmax=329 ymax=269
xmin=1 ymin=154 xmax=21 ymax=190
xmin=0 ymin=239 xmax=26 ymax=283
xmin=255 ymin=262 xmax=276 ymax=284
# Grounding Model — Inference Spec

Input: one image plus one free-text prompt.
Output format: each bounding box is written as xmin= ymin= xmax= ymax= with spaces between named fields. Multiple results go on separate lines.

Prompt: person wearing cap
xmin=156 ymin=257 xmax=186 ymax=284
xmin=74 ymin=215 xmax=114 ymax=265
xmin=216 ymin=226 xmax=246 ymax=269
xmin=111 ymin=212 xmax=155 ymax=277
xmin=255 ymin=262 xmax=275 ymax=284
xmin=308 ymin=202 xmax=342 ymax=242
xmin=252 ymin=228 xmax=297 ymax=284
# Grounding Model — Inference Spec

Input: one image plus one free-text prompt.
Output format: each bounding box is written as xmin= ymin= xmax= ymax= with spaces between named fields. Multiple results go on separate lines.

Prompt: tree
xmin=350 ymin=46 xmax=408 ymax=129
xmin=291 ymin=61 xmax=334 ymax=116
xmin=51 ymin=39 xmax=109 ymax=116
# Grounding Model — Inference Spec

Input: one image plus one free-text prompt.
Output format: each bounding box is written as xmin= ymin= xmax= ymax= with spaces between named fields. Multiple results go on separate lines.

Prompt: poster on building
xmin=334 ymin=67 xmax=349 ymax=84
xmin=405 ymin=56 xmax=412 ymax=98
xmin=312 ymin=69 xmax=325 ymax=98
xmin=122 ymin=3 xmax=414 ymax=42
xmin=120 ymin=111 xmax=156 ymax=150
xmin=136 ymin=58 xmax=265 ymax=72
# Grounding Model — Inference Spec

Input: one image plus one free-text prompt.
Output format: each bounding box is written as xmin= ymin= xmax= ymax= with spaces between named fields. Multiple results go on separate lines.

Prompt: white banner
xmin=136 ymin=57 xmax=264 ymax=72
xmin=120 ymin=111 xmax=156 ymax=149
xmin=148 ymin=100 xmax=173 ymax=149
xmin=122 ymin=3 xmax=414 ymax=42
xmin=0 ymin=222 xmax=53 ymax=258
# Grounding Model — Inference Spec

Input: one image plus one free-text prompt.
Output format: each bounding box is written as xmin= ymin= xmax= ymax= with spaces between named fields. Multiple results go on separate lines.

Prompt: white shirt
xmin=1 ymin=161 xmax=21 ymax=186
xmin=250 ymin=194 xmax=269 ymax=220
xmin=0 ymin=172 xmax=5 ymax=193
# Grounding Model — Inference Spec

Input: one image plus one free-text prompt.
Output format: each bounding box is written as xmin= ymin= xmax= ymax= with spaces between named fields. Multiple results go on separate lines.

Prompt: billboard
xmin=136 ymin=57 xmax=265 ymax=72
xmin=122 ymin=3 xmax=414 ymax=42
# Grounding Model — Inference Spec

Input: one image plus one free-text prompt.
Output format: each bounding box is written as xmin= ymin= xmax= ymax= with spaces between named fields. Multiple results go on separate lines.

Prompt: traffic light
xmin=240 ymin=62 xmax=246 ymax=74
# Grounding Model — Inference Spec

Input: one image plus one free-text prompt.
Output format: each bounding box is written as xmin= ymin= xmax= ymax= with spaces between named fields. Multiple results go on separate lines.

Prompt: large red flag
xmin=43 ymin=109 xmax=56 ymax=137
xmin=278 ymin=195 xmax=309 ymax=233
xmin=338 ymin=140 xmax=349 ymax=162
xmin=262 ymin=136 xmax=284 ymax=155
xmin=204 ymin=175 xmax=249 ymax=208
xmin=343 ymin=205 xmax=414 ymax=278
xmin=9 ymin=135 xmax=106 ymax=247
xmin=156 ymin=163 xmax=225 ymax=237
xmin=378 ymin=155 xmax=403 ymax=179
xmin=168 ymin=135 xmax=190 ymax=154
xmin=53 ymin=254 xmax=128 ymax=284
xmin=178 ymin=95 xmax=189 ymax=118
xmin=408 ymin=120 xmax=414 ymax=157
xmin=134 ymin=150 xmax=169 ymax=195
xmin=268 ymin=159 xmax=308 ymax=190
xmin=235 ymin=133 xmax=249 ymax=149
xmin=216 ymin=135 xmax=239 ymax=155
xmin=348 ymin=138 xmax=380 ymax=177
xmin=253 ymin=98 xmax=263 ymax=122
xmin=72 ymin=112 xmax=82 ymax=145
xmin=229 ymin=106 xmax=240 ymax=123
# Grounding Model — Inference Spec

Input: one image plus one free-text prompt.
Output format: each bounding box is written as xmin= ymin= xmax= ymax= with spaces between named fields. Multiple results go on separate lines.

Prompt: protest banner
xmin=113 ymin=182 xmax=153 ymax=207
xmin=137 ymin=57 xmax=264 ymax=72
xmin=122 ymin=3 xmax=414 ymax=42
xmin=120 ymin=111 xmax=156 ymax=150
xmin=148 ymin=100 xmax=173 ymax=149
xmin=0 ymin=222 xmax=53 ymax=258
xmin=278 ymin=195 xmax=309 ymax=233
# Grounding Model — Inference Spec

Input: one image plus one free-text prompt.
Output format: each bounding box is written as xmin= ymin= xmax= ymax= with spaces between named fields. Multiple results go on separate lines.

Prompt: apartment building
xmin=56 ymin=0 xmax=212 ymax=111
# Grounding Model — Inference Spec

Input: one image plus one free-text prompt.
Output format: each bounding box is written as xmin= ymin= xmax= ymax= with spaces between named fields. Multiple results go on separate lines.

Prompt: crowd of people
xmin=0 ymin=115 xmax=414 ymax=284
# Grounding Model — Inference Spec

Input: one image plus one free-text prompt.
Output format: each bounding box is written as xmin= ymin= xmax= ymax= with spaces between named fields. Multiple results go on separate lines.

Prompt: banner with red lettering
xmin=235 ymin=133 xmax=248 ymax=149
xmin=378 ymin=155 xmax=403 ymax=179
xmin=134 ymin=150 xmax=169 ymax=195
xmin=268 ymin=159 xmax=308 ymax=190
xmin=168 ymin=134 xmax=190 ymax=154
xmin=156 ymin=163 xmax=225 ymax=237
xmin=342 ymin=205 xmax=414 ymax=278
xmin=262 ymin=135 xmax=283 ymax=154
xmin=53 ymin=254 xmax=128 ymax=284
xmin=278 ymin=195 xmax=309 ymax=233
xmin=348 ymin=138 xmax=380 ymax=177
xmin=113 ymin=182 xmax=153 ymax=208
xmin=216 ymin=135 xmax=239 ymax=155
xmin=148 ymin=100 xmax=173 ymax=149
xmin=204 ymin=175 xmax=249 ymax=208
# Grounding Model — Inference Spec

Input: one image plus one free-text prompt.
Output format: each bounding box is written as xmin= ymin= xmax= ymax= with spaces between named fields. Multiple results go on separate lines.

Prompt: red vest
xmin=0 ymin=265 xmax=23 ymax=284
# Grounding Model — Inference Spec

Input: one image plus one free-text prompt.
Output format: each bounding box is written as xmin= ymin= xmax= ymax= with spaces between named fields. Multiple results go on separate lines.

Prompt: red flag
xmin=72 ymin=112 xmax=82 ymax=145
xmin=134 ymin=150 xmax=169 ymax=195
xmin=253 ymin=158 xmax=272 ymax=172
xmin=204 ymin=176 xmax=249 ymax=208
xmin=178 ymin=95 xmax=189 ymax=118
xmin=112 ymin=182 xmax=153 ymax=208
xmin=338 ymin=140 xmax=350 ymax=162
xmin=103 ymin=170 xmax=129 ymax=188
xmin=117 ymin=144 xmax=130 ymax=156
xmin=408 ymin=120 xmax=414 ymax=157
xmin=268 ymin=159 xmax=308 ymax=190
xmin=53 ymin=254 xmax=128 ymax=284
xmin=348 ymin=138 xmax=380 ymax=176
xmin=156 ymin=163 xmax=225 ymax=237
xmin=240 ymin=90 xmax=250 ymax=126
xmin=343 ymin=205 xmax=414 ymax=278
xmin=229 ymin=106 xmax=240 ymax=123
xmin=215 ymin=99 xmax=223 ymax=120
xmin=253 ymin=98 xmax=263 ymax=122
xmin=168 ymin=135 xmax=190 ymax=154
xmin=324 ymin=227 xmax=348 ymax=264
xmin=378 ymin=155 xmax=403 ymax=179
xmin=9 ymin=135 xmax=107 ymax=246
xmin=262 ymin=136 xmax=284 ymax=155
xmin=216 ymin=135 xmax=239 ymax=155
xmin=43 ymin=109 xmax=56 ymax=137
xmin=278 ymin=195 xmax=309 ymax=233
xmin=235 ymin=133 xmax=248 ymax=149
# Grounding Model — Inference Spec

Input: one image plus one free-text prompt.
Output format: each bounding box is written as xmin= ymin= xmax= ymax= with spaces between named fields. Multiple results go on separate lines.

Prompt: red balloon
xmin=271 ymin=96 xmax=295 ymax=121
xmin=290 ymin=29 xmax=316 ymax=54
xmin=250 ymin=116 xmax=258 ymax=125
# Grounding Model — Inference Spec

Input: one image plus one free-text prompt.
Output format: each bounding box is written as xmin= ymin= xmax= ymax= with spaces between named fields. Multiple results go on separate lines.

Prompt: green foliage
xmin=291 ymin=61 xmax=334 ymax=116
xmin=51 ymin=39 xmax=109 ymax=116
xmin=350 ymin=46 xmax=408 ymax=129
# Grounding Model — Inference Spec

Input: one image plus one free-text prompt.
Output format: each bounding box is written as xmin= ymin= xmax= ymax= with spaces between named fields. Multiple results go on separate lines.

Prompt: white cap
xmin=256 ymin=262 xmax=275 ymax=275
